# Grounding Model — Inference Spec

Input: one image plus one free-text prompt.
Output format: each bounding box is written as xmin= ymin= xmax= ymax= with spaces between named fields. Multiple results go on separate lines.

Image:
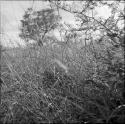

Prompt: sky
xmin=0 ymin=1 xmax=124 ymax=47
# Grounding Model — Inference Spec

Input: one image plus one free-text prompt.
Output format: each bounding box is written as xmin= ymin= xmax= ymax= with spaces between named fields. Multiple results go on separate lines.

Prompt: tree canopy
xmin=19 ymin=8 xmax=61 ymax=46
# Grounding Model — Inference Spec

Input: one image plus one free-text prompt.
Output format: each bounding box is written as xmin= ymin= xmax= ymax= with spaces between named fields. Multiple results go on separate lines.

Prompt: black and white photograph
xmin=0 ymin=1 xmax=125 ymax=123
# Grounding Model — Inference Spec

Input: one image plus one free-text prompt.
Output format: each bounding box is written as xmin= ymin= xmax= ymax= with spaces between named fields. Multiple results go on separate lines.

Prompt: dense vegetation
xmin=0 ymin=1 xmax=124 ymax=124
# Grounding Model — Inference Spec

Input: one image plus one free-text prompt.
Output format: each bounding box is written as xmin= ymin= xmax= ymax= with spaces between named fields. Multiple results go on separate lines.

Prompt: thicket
xmin=0 ymin=1 xmax=124 ymax=124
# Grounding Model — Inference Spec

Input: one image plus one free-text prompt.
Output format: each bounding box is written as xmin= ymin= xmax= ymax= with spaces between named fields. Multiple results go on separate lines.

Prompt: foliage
xmin=19 ymin=8 xmax=61 ymax=46
xmin=1 ymin=1 xmax=125 ymax=124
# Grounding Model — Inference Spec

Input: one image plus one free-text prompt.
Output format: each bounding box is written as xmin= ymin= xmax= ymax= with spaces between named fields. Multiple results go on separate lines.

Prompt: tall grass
xmin=0 ymin=39 xmax=124 ymax=123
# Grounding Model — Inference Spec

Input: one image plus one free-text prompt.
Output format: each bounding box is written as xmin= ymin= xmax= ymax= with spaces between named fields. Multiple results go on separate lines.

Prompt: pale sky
xmin=0 ymin=1 xmax=124 ymax=47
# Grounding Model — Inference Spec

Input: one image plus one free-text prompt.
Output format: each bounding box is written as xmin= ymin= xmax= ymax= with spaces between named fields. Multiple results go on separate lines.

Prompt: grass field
xmin=0 ymin=41 xmax=124 ymax=124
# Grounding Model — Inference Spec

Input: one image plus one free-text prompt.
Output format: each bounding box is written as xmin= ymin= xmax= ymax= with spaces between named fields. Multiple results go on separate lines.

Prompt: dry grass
xmin=0 ymin=41 xmax=124 ymax=124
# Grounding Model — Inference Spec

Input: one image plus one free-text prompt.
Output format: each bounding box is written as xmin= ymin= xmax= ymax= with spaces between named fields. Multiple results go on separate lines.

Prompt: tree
xmin=50 ymin=1 xmax=124 ymax=48
xmin=19 ymin=8 xmax=61 ymax=46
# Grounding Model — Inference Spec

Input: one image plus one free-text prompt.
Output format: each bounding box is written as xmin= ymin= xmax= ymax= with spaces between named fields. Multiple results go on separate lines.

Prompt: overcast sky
xmin=0 ymin=1 xmax=124 ymax=47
